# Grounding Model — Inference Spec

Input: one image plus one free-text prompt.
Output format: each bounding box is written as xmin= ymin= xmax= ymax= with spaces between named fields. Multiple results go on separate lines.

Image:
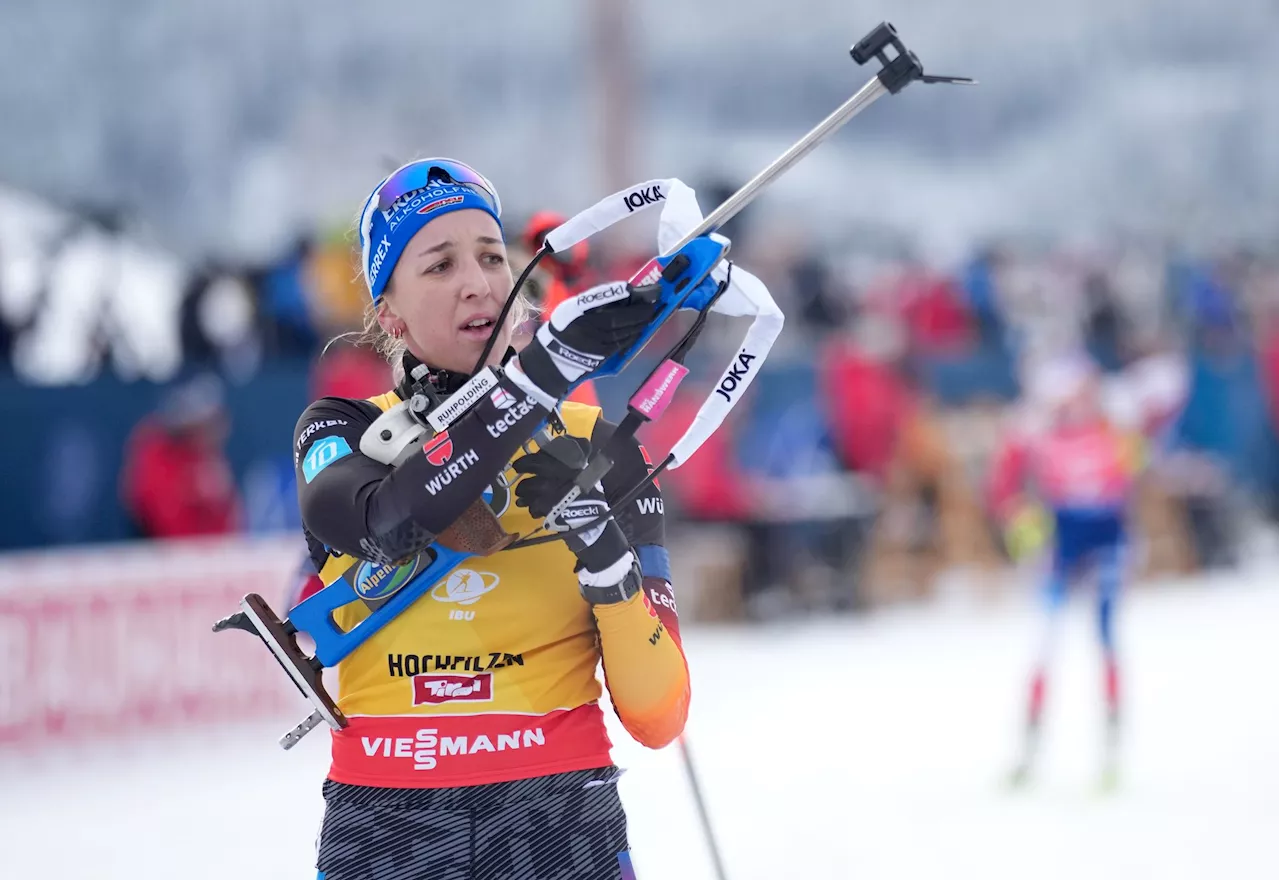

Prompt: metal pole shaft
xmin=680 ymin=736 xmax=731 ymax=880
xmin=666 ymin=75 xmax=889 ymax=253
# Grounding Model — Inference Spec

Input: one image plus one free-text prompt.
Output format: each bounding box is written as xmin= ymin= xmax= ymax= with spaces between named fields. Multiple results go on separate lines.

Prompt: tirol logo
xmin=418 ymin=195 xmax=464 ymax=215
xmin=354 ymin=557 xmax=421 ymax=601
xmin=715 ymin=350 xmax=757 ymax=402
xmin=430 ymin=568 xmax=501 ymax=605
xmin=424 ymin=431 xmax=453 ymax=466
xmin=412 ymin=673 xmax=493 ymax=705
xmin=623 ymin=184 xmax=664 ymax=213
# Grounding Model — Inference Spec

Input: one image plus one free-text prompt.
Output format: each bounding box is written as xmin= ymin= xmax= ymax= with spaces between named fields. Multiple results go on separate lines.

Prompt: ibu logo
xmin=354 ymin=558 xmax=421 ymax=601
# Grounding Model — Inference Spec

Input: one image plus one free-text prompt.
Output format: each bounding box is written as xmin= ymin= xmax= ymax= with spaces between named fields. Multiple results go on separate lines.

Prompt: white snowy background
xmin=1 ymin=555 xmax=1275 ymax=880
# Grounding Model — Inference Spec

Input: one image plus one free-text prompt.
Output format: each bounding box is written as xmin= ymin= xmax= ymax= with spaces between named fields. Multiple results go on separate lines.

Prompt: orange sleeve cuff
xmin=592 ymin=590 xmax=690 ymax=749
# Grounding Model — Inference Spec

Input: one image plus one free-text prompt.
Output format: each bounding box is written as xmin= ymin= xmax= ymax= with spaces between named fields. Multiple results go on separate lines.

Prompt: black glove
xmin=516 ymin=281 xmax=660 ymax=401
xmin=512 ymin=435 xmax=638 ymax=599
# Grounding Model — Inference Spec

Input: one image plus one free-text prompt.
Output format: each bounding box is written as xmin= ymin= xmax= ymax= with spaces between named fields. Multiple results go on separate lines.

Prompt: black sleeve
xmin=294 ymin=372 xmax=551 ymax=564
xmin=594 ymin=418 xmax=665 ymax=549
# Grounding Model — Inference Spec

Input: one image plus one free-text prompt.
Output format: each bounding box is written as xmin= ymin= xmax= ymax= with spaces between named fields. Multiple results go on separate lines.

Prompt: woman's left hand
xmin=513 ymin=435 xmax=633 ymax=581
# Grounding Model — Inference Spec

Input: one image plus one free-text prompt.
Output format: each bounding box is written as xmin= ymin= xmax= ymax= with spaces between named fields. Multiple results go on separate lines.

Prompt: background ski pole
xmin=679 ymin=734 xmax=731 ymax=880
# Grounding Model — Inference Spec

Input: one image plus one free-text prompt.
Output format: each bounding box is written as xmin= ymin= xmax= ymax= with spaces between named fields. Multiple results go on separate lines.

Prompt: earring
xmin=390 ymin=325 xmax=404 ymax=339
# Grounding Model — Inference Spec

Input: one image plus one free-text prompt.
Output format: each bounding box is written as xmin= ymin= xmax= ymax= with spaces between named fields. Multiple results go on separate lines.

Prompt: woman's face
xmin=378 ymin=209 xmax=514 ymax=373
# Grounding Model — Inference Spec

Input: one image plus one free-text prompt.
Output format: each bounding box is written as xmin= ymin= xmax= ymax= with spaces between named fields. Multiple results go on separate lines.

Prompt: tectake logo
xmin=490 ymin=387 xmax=516 ymax=410
xmin=485 ymin=395 xmax=538 ymax=439
xmin=430 ymin=568 xmax=501 ymax=605
xmin=649 ymin=583 xmax=678 ymax=615
xmin=412 ymin=673 xmax=493 ymax=706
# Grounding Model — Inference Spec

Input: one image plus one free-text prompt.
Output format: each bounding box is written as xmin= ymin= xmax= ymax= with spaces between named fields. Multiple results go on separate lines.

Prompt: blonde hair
xmin=324 ymin=196 xmax=538 ymax=383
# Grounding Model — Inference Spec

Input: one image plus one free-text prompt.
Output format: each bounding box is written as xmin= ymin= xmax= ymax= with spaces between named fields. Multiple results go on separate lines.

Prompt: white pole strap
xmin=542 ymin=179 xmax=679 ymax=253
xmin=542 ymin=177 xmax=784 ymax=470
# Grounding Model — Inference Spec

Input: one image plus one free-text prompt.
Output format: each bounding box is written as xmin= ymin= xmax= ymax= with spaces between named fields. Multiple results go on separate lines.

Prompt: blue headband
xmin=360 ymin=178 xmax=503 ymax=301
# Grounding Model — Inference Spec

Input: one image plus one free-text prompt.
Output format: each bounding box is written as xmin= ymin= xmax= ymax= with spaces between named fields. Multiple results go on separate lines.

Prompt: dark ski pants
xmin=316 ymin=766 xmax=634 ymax=880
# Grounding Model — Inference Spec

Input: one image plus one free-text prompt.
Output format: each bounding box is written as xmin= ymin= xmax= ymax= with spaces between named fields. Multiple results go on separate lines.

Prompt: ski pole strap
xmin=543 ymin=177 xmax=786 ymax=464
xmin=542 ymin=180 xmax=679 ymax=256
xmin=524 ymin=176 xmax=783 ymax=535
xmin=654 ymin=183 xmax=785 ymax=468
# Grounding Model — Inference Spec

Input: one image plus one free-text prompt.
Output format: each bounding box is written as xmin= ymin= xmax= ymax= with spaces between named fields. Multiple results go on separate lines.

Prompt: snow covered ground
xmin=2 ymin=560 xmax=1275 ymax=880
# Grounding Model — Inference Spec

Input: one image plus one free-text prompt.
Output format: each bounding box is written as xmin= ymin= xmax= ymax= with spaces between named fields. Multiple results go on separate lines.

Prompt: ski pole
xmin=664 ymin=21 xmax=972 ymax=255
xmin=679 ymin=735 xmax=731 ymax=880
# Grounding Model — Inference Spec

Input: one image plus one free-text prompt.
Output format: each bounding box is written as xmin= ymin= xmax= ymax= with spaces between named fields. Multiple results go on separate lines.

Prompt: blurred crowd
xmin=0 ymin=187 xmax=1274 ymax=619
xmin=640 ymin=224 xmax=1278 ymax=618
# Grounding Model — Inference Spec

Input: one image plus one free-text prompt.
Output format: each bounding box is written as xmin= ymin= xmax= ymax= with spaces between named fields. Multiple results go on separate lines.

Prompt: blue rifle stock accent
xmin=573 ymin=235 xmax=729 ymax=389
xmin=289 ymin=543 xmax=474 ymax=667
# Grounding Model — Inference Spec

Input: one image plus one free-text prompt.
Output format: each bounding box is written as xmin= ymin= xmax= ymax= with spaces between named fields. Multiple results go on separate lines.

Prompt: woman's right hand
xmin=515 ymin=280 xmax=661 ymax=401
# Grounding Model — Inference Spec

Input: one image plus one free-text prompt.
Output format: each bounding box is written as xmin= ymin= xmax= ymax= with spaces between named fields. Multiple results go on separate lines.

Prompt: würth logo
xmin=423 ymin=432 xmax=454 ymax=466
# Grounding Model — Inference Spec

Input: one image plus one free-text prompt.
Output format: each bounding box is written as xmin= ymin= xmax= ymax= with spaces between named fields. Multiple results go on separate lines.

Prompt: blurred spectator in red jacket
xmin=866 ymin=264 xmax=974 ymax=357
xmin=819 ymin=315 xmax=916 ymax=486
xmin=121 ymin=373 xmax=242 ymax=539
xmin=311 ymin=342 xmax=393 ymax=401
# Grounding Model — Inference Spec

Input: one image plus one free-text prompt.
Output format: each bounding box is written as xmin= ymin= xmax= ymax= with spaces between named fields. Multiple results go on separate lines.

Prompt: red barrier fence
xmin=0 ymin=536 xmax=304 ymax=747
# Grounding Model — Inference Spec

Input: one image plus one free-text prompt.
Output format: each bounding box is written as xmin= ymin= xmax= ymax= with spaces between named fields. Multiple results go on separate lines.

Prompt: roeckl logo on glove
xmin=575 ymin=283 xmax=629 ymax=307
xmin=485 ymin=395 xmax=539 ymax=438
xmin=563 ymin=501 xmax=609 ymax=523
xmin=623 ymin=184 xmax=664 ymax=213
xmin=547 ymin=339 xmax=604 ymax=371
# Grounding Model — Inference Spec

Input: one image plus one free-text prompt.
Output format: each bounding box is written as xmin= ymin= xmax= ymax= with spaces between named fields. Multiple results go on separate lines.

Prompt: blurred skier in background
xmin=988 ymin=354 xmax=1148 ymax=788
